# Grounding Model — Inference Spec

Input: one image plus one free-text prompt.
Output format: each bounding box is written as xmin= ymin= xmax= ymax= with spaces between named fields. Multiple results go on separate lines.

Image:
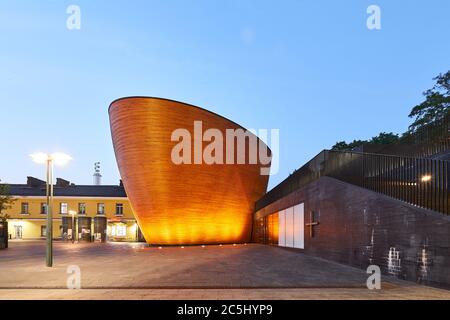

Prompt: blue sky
xmin=0 ymin=0 xmax=449 ymax=189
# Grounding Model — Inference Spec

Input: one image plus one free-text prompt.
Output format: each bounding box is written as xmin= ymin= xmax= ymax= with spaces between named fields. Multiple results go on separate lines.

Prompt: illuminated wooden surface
xmin=268 ymin=213 xmax=279 ymax=244
xmin=109 ymin=97 xmax=270 ymax=245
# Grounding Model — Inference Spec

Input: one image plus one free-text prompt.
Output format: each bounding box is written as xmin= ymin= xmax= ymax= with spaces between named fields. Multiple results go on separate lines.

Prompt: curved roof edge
xmin=108 ymin=96 xmax=272 ymax=153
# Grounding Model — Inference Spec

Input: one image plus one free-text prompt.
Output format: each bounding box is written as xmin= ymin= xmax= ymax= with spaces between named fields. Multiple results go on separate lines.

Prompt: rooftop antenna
xmin=93 ymin=162 xmax=102 ymax=185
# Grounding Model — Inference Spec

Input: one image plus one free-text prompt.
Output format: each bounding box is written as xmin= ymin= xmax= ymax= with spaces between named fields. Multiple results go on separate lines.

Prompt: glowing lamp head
xmin=30 ymin=152 xmax=72 ymax=166
xmin=50 ymin=153 xmax=72 ymax=166
xmin=421 ymin=174 xmax=432 ymax=182
xmin=30 ymin=152 xmax=49 ymax=164
xmin=69 ymin=210 xmax=77 ymax=216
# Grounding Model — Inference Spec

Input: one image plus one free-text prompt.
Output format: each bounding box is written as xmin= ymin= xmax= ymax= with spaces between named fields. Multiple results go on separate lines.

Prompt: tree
xmin=332 ymin=71 xmax=449 ymax=149
xmin=408 ymin=71 xmax=450 ymax=133
xmin=0 ymin=181 xmax=15 ymax=223
xmin=369 ymin=132 xmax=400 ymax=144
xmin=331 ymin=140 xmax=367 ymax=151
xmin=331 ymin=132 xmax=399 ymax=151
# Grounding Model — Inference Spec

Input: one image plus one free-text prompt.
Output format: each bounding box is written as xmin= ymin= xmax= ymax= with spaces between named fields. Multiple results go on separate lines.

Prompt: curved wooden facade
xmin=109 ymin=97 xmax=270 ymax=245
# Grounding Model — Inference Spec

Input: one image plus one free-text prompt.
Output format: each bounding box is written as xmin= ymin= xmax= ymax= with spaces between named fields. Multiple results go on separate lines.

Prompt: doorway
xmin=14 ymin=225 xmax=23 ymax=239
xmin=278 ymin=203 xmax=304 ymax=249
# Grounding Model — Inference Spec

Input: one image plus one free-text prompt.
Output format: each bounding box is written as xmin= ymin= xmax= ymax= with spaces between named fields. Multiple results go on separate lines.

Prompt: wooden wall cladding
xmin=109 ymin=97 xmax=270 ymax=245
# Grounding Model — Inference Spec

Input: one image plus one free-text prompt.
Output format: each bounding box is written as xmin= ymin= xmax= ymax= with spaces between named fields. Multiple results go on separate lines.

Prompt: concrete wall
xmin=254 ymin=176 xmax=450 ymax=289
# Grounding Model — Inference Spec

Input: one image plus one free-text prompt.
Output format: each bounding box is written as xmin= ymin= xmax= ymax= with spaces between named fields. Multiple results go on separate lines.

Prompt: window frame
xmin=78 ymin=203 xmax=86 ymax=215
xmin=60 ymin=202 xmax=68 ymax=215
xmin=40 ymin=202 xmax=47 ymax=215
xmin=97 ymin=203 xmax=105 ymax=215
xmin=111 ymin=224 xmax=126 ymax=237
xmin=115 ymin=203 xmax=124 ymax=216
xmin=21 ymin=202 xmax=29 ymax=215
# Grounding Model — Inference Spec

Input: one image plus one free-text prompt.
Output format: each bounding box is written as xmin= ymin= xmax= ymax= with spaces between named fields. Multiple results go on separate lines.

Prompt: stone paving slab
xmin=0 ymin=241 xmax=373 ymax=289
xmin=0 ymin=287 xmax=449 ymax=300
xmin=0 ymin=241 xmax=448 ymax=301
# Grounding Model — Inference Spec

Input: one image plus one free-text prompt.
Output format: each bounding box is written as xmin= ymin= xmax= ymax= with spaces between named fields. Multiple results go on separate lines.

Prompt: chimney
xmin=56 ymin=178 xmax=70 ymax=187
xmin=27 ymin=176 xmax=46 ymax=187
xmin=93 ymin=162 xmax=102 ymax=185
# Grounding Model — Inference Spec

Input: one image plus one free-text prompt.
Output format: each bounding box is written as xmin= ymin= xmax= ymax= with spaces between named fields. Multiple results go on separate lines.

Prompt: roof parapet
xmin=26 ymin=176 xmax=45 ymax=187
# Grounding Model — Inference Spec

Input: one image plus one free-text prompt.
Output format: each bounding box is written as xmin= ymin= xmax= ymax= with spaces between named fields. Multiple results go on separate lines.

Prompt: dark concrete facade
xmin=254 ymin=176 xmax=450 ymax=289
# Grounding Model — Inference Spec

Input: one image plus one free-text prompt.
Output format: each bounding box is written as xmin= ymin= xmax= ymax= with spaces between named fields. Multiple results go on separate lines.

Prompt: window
xmin=97 ymin=203 xmax=105 ymax=215
xmin=115 ymin=203 xmax=124 ymax=216
xmin=277 ymin=203 xmax=305 ymax=249
xmin=21 ymin=202 xmax=29 ymax=215
xmin=111 ymin=225 xmax=126 ymax=237
xmin=40 ymin=203 xmax=47 ymax=214
xmin=41 ymin=225 xmax=46 ymax=237
xmin=60 ymin=202 xmax=68 ymax=214
xmin=78 ymin=203 xmax=86 ymax=215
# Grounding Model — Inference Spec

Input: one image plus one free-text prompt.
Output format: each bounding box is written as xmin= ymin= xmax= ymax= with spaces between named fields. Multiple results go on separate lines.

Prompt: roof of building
xmin=2 ymin=177 xmax=127 ymax=198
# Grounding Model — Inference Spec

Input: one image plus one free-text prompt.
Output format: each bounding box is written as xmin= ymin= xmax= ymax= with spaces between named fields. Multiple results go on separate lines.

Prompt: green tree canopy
xmin=331 ymin=71 xmax=450 ymax=151
xmin=331 ymin=140 xmax=366 ymax=151
xmin=408 ymin=71 xmax=450 ymax=132
xmin=369 ymin=132 xmax=400 ymax=145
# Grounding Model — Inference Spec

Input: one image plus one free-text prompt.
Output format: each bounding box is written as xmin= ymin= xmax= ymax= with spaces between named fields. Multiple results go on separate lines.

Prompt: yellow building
xmin=4 ymin=177 xmax=144 ymax=242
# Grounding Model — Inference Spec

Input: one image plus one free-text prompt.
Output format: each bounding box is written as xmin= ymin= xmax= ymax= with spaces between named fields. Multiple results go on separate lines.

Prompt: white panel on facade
xmin=293 ymin=203 xmax=304 ymax=249
xmin=278 ymin=210 xmax=285 ymax=247
xmin=285 ymin=207 xmax=294 ymax=248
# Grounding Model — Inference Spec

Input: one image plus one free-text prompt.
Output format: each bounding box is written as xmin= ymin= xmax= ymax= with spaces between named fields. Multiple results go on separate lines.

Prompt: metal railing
xmin=401 ymin=112 xmax=450 ymax=158
xmin=256 ymin=150 xmax=450 ymax=215
xmin=402 ymin=112 xmax=450 ymax=146
xmin=361 ymin=113 xmax=450 ymax=158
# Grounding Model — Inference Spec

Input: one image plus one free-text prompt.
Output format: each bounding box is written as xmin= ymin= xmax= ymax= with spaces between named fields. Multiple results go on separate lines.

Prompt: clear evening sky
xmin=1 ymin=1 xmax=449 ymax=189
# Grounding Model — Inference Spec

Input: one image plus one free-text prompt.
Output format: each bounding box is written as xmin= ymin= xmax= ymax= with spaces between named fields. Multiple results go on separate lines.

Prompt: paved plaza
xmin=0 ymin=241 xmax=449 ymax=299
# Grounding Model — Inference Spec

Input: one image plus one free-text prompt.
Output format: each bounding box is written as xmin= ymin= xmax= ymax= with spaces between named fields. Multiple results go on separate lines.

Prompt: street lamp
xmin=30 ymin=152 xmax=72 ymax=267
xmin=69 ymin=210 xmax=77 ymax=244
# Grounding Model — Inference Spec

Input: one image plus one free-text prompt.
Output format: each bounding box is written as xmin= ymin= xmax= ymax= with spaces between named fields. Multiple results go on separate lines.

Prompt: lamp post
xmin=69 ymin=210 xmax=77 ymax=243
xmin=30 ymin=152 xmax=72 ymax=267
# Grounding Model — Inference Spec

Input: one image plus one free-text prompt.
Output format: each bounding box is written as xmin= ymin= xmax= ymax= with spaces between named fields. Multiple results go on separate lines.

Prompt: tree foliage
xmin=408 ymin=71 xmax=450 ymax=132
xmin=331 ymin=140 xmax=366 ymax=151
xmin=369 ymin=132 xmax=400 ymax=145
xmin=331 ymin=132 xmax=400 ymax=151
xmin=331 ymin=71 xmax=450 ymax=150
xmin=0 ymin=181 xmax=15 ymax=222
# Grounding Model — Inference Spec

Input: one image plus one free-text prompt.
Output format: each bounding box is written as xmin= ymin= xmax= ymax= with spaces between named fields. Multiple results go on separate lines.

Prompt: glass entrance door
xmin=14 ymin=225 xmax=23 ymax=239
